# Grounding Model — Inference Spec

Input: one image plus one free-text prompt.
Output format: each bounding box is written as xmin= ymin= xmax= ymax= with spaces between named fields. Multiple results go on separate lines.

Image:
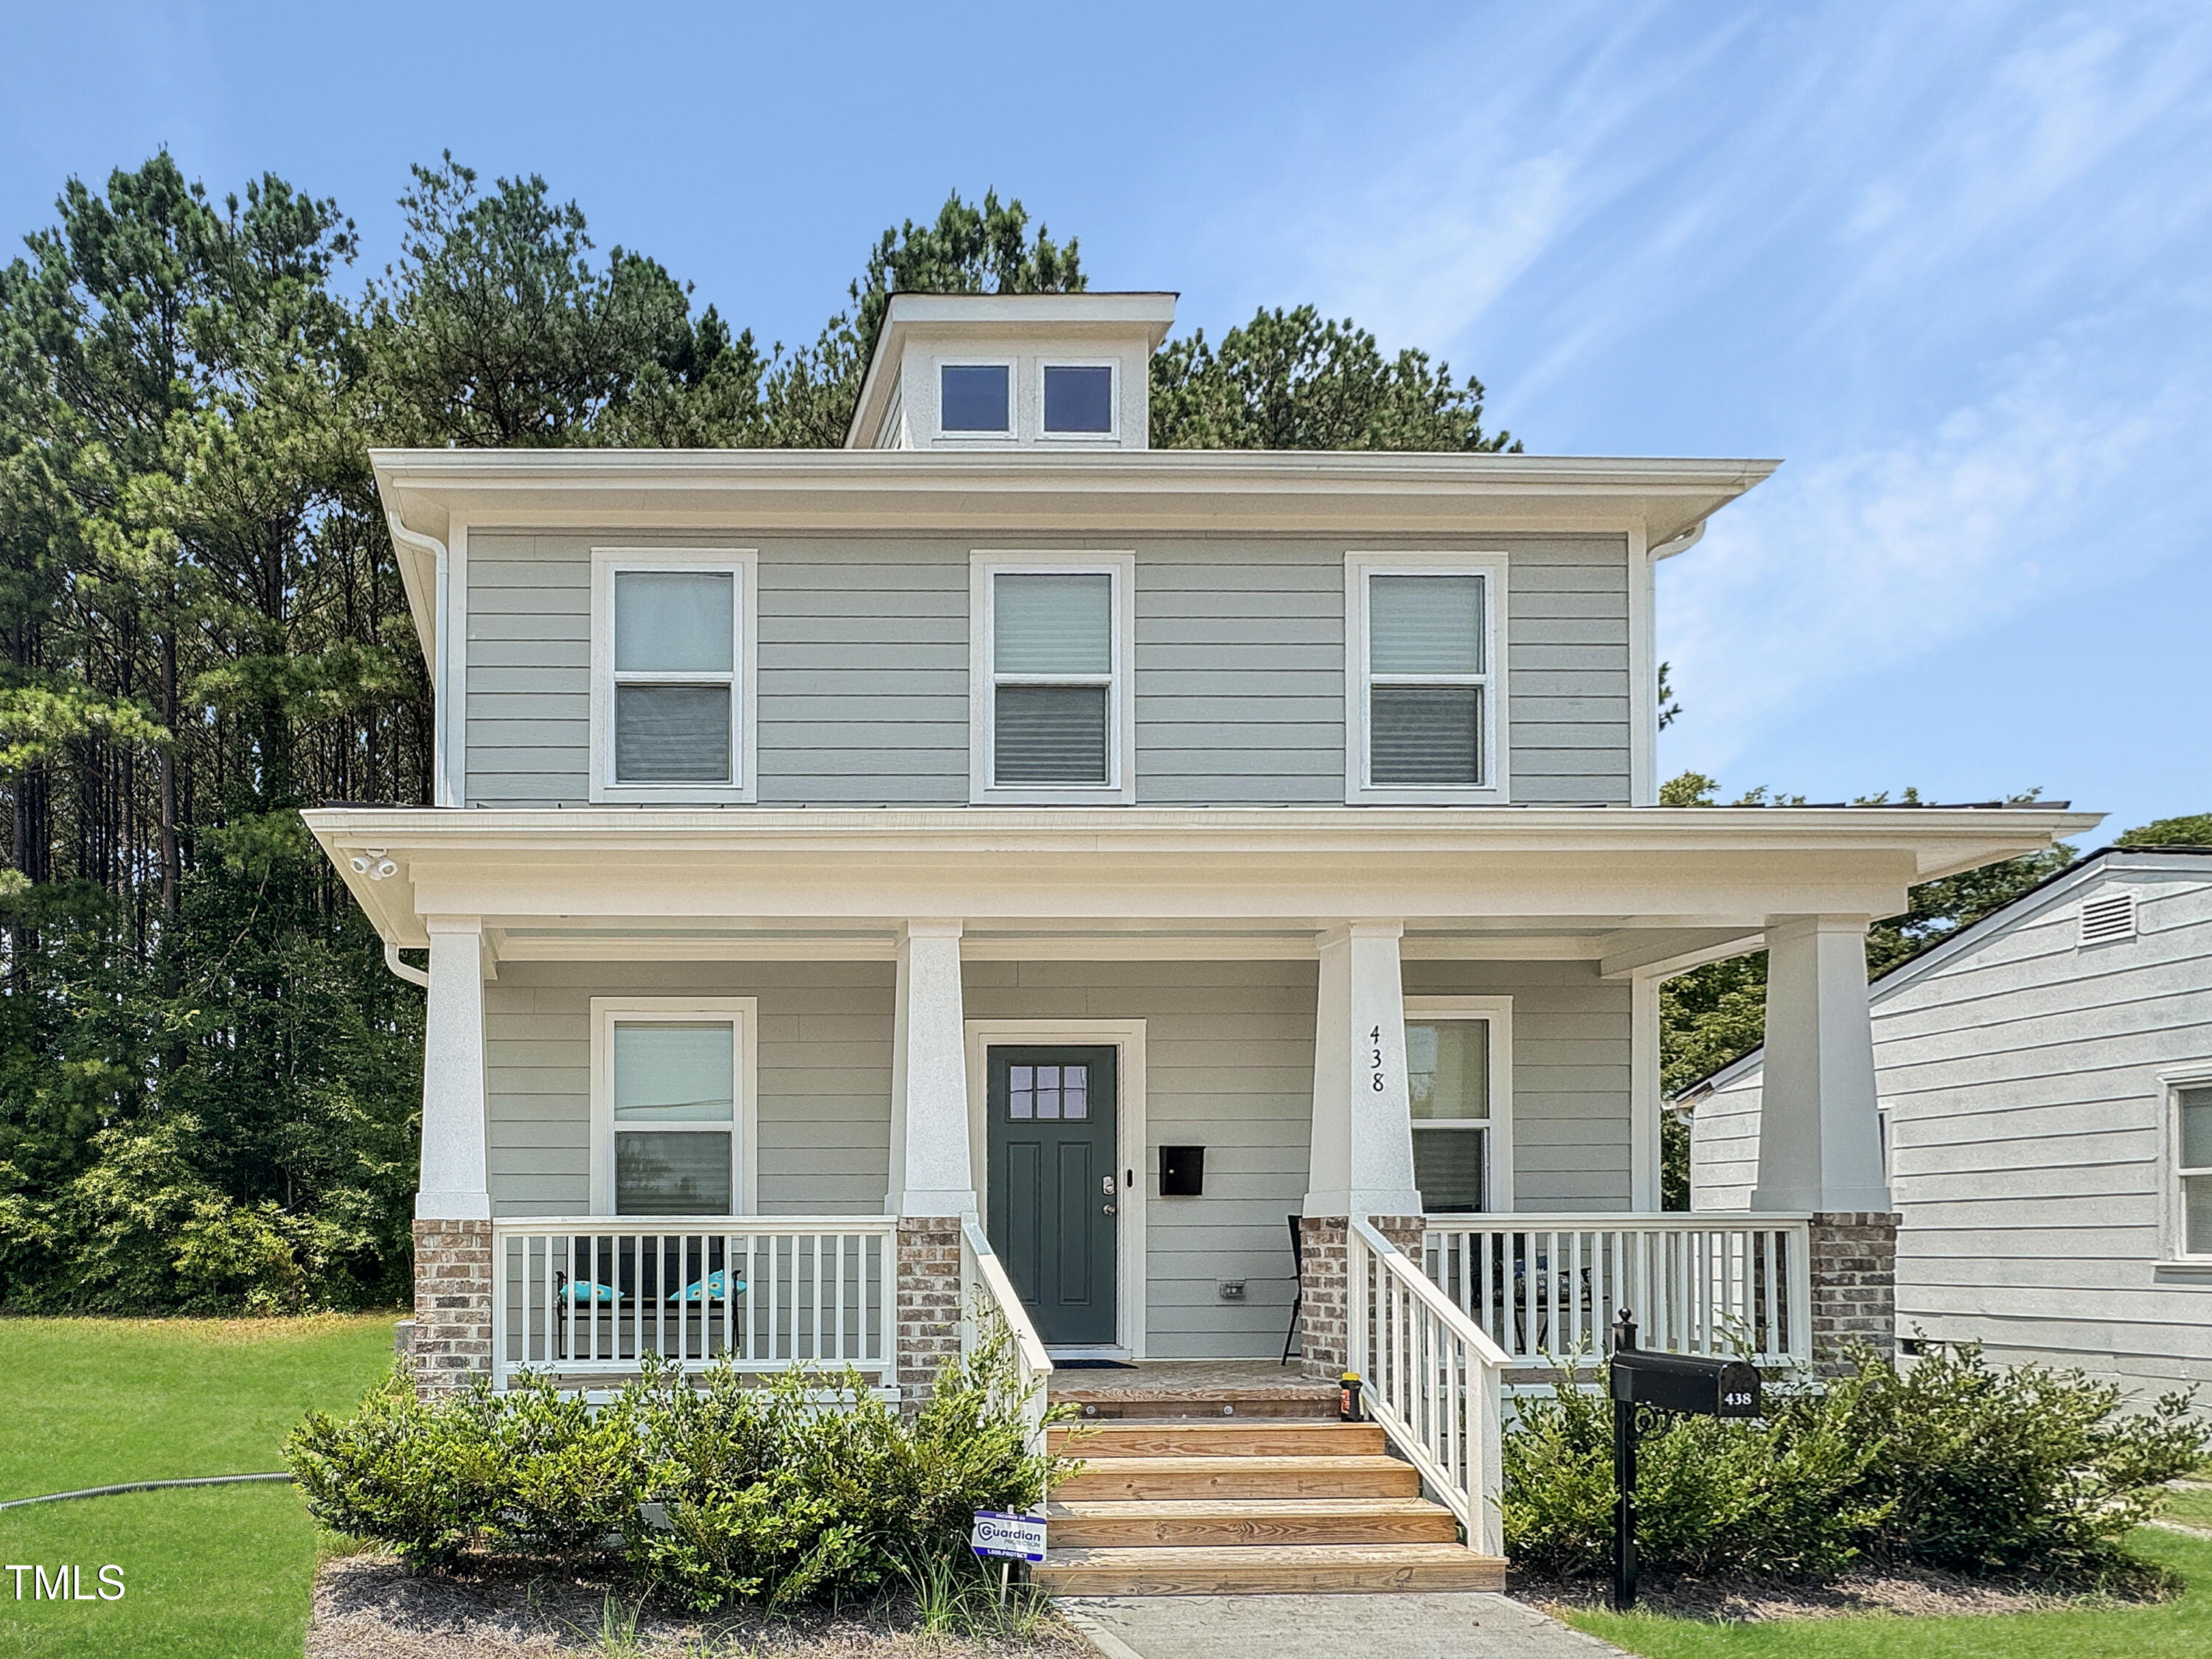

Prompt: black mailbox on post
xmin=1610 ymin=1347 xmax=1762 ymax=1419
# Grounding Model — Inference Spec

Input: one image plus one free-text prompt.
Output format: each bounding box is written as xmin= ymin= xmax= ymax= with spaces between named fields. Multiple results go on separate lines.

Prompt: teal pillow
xmin=669 ymin=1270 xmax=746 ymax=1303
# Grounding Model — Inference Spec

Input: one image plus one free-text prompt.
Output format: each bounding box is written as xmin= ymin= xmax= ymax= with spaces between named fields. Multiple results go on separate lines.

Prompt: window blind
xmin=615 ymin=686 xmax=732 ymax=783
xmin=993 ymin=573 xmax=1113 ymax=785
xmin=614 ymin=572 xmax=732 ymax=673
xmin=1368 ymin=573 xmax=1486 ymax=786
xmin=611 ymin=570 xmax=735 ymax=785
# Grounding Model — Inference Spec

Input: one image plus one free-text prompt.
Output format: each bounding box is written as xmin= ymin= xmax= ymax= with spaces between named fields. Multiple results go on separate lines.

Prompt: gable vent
xmin=2079 ymin=891 xmax=2138 ymax=948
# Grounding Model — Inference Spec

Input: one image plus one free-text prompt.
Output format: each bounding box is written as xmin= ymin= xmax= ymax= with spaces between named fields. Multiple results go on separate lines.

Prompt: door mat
xmin=1051 ymin=1359 xmax=1138 ymax=1370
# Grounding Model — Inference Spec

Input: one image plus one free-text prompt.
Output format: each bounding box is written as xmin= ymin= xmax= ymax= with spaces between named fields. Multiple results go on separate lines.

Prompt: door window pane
xmin=1414 ymin=1128 xmax=1487 ymax=1212
xmin=941 ymin=364 xmax=1010 ymax=432
xmin=995 ymin=574 xmax=1112 ymax=675
xmin=1371 ymin=576 xmax=1484 ymax=675
xmin=1043 ymin=365 xmax=1113 ymax=433
xmin=1371 ymin=686 xmax=1481 ymax=785
xmin=613 ymin=1023 xmax=734 ymax=1121
xmin=1408 ymin=1020 xmax=1490 ymax=1121
xmin=615 ymin=571 xmax=733 ymax=672
xmin=995 ymin=685 xmax=1108 ymax=783
xmin=616 ymin=685 xmax=731 ymax=783
xmin=616 ymin=1130 xmax=734 ymax=1215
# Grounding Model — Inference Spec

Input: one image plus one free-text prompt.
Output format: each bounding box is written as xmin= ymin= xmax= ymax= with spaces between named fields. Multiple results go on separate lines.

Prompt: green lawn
xmin=0 ymin=1314 xmax=399 ymax=1500
xmin=1566 ymin=1529 xmax=2212 ymax=1659
xmin=2163 ymin=1484 xmax=2212 ymax=1528
xmin=0 ymin=1315 xmax=397 ymax=1658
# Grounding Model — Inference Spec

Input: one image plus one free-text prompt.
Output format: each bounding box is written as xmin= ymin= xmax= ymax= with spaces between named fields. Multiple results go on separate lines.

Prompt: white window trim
xmin=1405 ymin=994 xmax=1514 ymax=1213
xmin=969 ymin=550 xmax=1138 ymax=805
xmin=588 ymin=548 xmax=757 ymax=805
xmin=588 ymin=996 xmax=759 ymax=1217
xmin=1036 ymin=358 xmax=1120 ymax=442
xmin=936 ymin=358 xmax=1016 ymax=441
xmin=1345 ymin=551 xmax=1510 ymax=805
xmin=2161 ymin=1065 xmax=2212 ymax=1265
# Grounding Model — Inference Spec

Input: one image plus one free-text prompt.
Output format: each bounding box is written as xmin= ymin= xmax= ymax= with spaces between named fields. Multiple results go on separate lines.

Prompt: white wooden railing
xmin=492 ymin=1217 xmax=897 ymax=1388
xmin=1348 ymin=1218 xmax=1512 ymax=1557
xmin=960 ymin=1217 xmax=1055 ymax=1458
xmin=1422 ymin=1214 xmax=1812 ymax=1367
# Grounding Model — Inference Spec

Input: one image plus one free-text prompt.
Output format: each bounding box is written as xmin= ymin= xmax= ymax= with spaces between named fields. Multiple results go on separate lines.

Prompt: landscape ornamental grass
xmin=285 ymin=1315 xmax=1071 ymax=1611
xmin=1504 ymin=1341 xmax=2209 ymax=1592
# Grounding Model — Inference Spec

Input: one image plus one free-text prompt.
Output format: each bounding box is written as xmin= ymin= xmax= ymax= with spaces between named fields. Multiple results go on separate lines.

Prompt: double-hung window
xmin=591 ymin=998 xmax=756 ymax=1217
xmin=1346 ymin=552 xmax=1507 ymax=803
xmin=970 ymin=552 xmax=1136 ymax=802
xmin=1404 ymin=997 xmax=1513 ymax=1213
xmin=590 ymin=549 xmax=755 ymax=802
xmin=2172 ymin=1078 xmax=2212 ymax=1260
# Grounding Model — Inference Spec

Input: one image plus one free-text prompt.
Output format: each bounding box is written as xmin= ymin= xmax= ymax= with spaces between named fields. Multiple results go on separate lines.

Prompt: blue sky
xmin=5 ymin=1 xmax=2206 ymax=841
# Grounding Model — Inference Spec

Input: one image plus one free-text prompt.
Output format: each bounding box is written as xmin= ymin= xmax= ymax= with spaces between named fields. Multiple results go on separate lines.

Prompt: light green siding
xmin=462 ymin=533 xmax=1633 ymax=809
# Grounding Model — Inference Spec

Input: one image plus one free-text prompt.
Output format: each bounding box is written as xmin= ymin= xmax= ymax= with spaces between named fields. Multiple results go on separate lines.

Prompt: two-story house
xmin=308 ymin=292 xmax=2093 ymax=1590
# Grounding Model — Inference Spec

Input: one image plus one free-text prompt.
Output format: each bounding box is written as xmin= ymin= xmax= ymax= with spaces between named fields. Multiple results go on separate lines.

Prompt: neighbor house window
xmin=2176 ymin=1082 xmax=2212 ymax=1259
xmin=1405 ymin=997 xmax=1513 ymax=1212
xmin=591 ymin=998 xmax=756 ymax=1216
xmin=940 ymin=364 xmax=1012 ymax=434
xmin=1346 ymin=553 xmax=1507 ymax=803
xmin=1043 ymin=364 xmax=1114 ymax=435
xmin=590 ymin=549 xmax=755 ymax=803
xmin=970 ymin=553 xmax=1136 ymax=801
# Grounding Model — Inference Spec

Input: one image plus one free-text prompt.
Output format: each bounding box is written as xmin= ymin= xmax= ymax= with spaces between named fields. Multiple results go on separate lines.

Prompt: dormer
xmin=844 ymin=291 xmax=1177 ymax=451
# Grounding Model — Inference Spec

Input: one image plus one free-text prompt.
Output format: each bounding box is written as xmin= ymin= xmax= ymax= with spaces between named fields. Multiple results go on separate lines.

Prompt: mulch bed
xmin=1514 ymin=1562 xmax=2171 ymax=1623
xmin=309 ymin=1554 xmax=1094 ymax=1659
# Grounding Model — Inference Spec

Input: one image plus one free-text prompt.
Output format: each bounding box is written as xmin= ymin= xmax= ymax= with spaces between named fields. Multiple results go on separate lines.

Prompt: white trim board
xmin=588 ymin=996 xmax=761 ymax=1217
xmin=963 ymin=1017 xmax=1149 ymax=1360
xmin=587 ymin=547 xmax=759 ymax=806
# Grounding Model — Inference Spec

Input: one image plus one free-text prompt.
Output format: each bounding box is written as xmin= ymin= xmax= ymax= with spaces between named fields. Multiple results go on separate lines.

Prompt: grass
xmin=2163 ymin=1484 xmax=2212 ymax=1528
xmin=0 ymin=1314 xmax=397 ymax=1658
xmin=1564 ymin=1529 xmax=2212 ymax=1659
xmin=0 ymin=1484 xmax=327 ymax=1658
xmin=0 ymin=1312 xmax=399 ymax=1499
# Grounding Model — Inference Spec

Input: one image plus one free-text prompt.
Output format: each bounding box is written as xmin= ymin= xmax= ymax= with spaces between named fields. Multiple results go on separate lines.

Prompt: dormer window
xmin=1043 ymin=364 xmax=1115 ymax=435
xmin=939 ymin=364 xmax=1011 ymax=434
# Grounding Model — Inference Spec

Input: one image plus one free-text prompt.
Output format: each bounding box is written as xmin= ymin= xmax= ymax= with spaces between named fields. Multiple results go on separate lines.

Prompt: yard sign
xmin=970 ymin=1510 xmax=1047 ymax=1563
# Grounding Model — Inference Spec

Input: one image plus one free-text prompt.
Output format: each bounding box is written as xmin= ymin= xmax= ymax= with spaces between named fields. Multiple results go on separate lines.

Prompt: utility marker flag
xmin=970 ymin=1510 xmax=1047 ymax=1563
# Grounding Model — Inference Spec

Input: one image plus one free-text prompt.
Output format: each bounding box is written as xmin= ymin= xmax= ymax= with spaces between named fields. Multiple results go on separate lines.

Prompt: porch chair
xmin=1281 ymin=1214 xmax=1302 ymax=1365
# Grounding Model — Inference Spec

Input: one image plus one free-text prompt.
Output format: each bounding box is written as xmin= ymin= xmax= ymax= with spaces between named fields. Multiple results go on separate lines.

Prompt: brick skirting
xmin=411 ymin=1217 xmax=493 ymax=1393
xmin=1809 ymin=1210 xmax=1899 ymax=1374
xmin=1297 ymin=1214 xmax=1425 ymax=1380
xmin=896 ymin=1217 xmax=964 ymax=1410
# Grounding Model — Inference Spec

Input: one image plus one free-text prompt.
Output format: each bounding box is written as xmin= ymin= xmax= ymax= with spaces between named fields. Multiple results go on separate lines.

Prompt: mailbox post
xmin=1608 ymin=1310 xmax=1762 ymax=1612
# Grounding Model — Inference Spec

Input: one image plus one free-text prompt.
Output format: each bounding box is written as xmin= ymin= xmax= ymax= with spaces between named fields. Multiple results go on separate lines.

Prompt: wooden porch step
xmin=1048 ymin=1497 xmax=1459 ymax=1548
xmin=1033 ymin=1543 xmax=1506 ymax=1596
xmin=1056 ymin=1454 xmax=1419 ymax=1502
xmin=1050 ymin=1388 xmax=1339 ymax=1421
xmin=1051 ymin=1419 xmax=1384 ymax=1458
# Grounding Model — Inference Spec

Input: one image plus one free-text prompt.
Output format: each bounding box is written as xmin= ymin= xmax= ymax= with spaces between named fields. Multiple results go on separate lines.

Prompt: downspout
xmin=384 ymin=940 xmax=431 ymax=990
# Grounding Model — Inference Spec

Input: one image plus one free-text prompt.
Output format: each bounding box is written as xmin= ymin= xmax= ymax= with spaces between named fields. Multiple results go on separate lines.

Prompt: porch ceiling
xmin=304 ymin=804 xmax=2098 ymax=970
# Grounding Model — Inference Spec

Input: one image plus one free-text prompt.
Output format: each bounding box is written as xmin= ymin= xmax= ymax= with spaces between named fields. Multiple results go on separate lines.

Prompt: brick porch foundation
xmin=1808 ymin=1210 xmax=1899 ymax=1374
xmin=895 ymin=1216 xmax=964 ymax=1409
xmin=1297 ymin=1214 xmax=1425 ymax=1379
xmin=411 ymin=1217 xmax=493 ymax=1392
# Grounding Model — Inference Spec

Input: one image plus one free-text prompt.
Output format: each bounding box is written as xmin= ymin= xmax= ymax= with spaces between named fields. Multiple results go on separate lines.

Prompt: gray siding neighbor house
xmin=305 ymin=288 xmax=2093 ymax=1582
xmin=1689 ymin=846 xmax=2212 ymax=1394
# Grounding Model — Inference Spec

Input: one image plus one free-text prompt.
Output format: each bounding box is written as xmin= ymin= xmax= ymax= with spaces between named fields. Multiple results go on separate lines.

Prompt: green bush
xmin=1503 ymin=1343 xmax=2208 ymax=1585
xmin=285 ymin=1314 xmax=1069 ymax=1605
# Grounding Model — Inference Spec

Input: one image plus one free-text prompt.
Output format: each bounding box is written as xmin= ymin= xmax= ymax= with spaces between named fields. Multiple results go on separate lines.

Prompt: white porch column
xmin=1750 ymin=915 xmax=1891 ymax=1213
xmin=417 ymin=915 xmax=490 ymax=1220
xmin=1303 ymin=920 xmax=1422 ymax=1219
xmin=886 ymin=919 xmax=978 ymax=1217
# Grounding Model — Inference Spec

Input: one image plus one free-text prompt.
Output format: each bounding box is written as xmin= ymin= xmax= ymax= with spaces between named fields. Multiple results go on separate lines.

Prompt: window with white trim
xmin=589 ymin=549 xmax=754 ymax=803
xmin=1042 ymin=364 xmax=1114 ymax=435
xmin=591 ymin=999 xmax=754 ymax=1217
xmin=970 ymin=553 xmax=1135 ymax=801
xmin=1346 ymin=553 xmax=1507 ymax=802
xmin=2174 ymin=1082 xmax=2212 ymax=1259
xmin=1405 ymin=999 xmax=1512 ymax=1212
xmin=940 ymin=363 xmax=1012 ymax=434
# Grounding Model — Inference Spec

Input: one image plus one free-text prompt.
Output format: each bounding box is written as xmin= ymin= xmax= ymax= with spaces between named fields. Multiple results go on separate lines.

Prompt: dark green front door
xmin=986 ymin=1046 xmax=1118 ymax=1347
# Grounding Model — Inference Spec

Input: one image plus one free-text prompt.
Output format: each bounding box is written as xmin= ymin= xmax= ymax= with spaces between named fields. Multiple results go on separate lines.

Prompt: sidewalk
xmin=1057 ymin=1593 xmax=1630 ymax=1659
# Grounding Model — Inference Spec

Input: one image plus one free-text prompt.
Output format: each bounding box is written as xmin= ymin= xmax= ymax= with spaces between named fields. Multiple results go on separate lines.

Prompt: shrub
xmin=1503 ymin=1342 xmax=2208 ymax=1585
xmin=285 ymin=1311 xmax=1070 ymax=1606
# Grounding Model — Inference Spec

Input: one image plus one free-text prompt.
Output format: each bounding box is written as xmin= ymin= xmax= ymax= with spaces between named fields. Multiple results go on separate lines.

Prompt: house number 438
xmin=1369 ymin=1026 xmax=1386 ymax=1092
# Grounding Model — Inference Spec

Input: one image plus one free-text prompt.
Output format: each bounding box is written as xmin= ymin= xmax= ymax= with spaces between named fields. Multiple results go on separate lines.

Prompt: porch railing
xmin=1348 ymin=1218 xmax=1512 ymax=1557
xmin=492 ymin=1217 xmax=897 ymax=1388
xmin=960 ymin=1217 xmax=1054 ymax=1459
xmin=1422 ymin=1214 xmax=1813 ymax=1367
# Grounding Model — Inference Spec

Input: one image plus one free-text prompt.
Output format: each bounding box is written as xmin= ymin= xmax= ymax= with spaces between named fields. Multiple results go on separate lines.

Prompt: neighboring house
xmin=1688 ymin=846 xmax=2212 ymax=1395
xmin=305 ymin=289 xmax=2090 ymax=1584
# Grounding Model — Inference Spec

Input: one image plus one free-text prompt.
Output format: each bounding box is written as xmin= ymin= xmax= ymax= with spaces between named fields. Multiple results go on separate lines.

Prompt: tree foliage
xmin=0 ymin=160 xmax=1520 ymax=1311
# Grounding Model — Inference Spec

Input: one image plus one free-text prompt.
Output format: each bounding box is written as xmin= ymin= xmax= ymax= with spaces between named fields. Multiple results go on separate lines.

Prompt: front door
xmin=986 ymin=1046 xmax=1118 ymax=1347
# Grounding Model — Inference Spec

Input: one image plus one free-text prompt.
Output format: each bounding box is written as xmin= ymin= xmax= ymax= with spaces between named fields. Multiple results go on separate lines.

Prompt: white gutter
xmin=383 ymin=940 xmax=431 ymax=990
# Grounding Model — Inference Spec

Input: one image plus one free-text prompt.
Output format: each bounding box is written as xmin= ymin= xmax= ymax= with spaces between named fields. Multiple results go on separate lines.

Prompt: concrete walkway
xmin=1058 ymin=1593 xmax=1630 ymax=1659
